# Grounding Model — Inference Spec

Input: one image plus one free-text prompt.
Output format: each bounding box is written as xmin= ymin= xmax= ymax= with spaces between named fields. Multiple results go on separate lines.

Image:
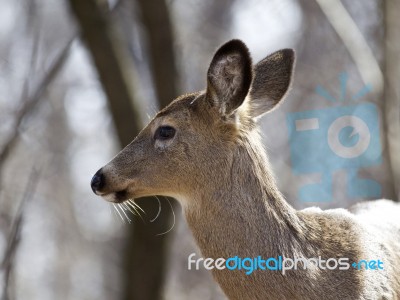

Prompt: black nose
xmin=91 ymin=169 xmax=105 ymax=194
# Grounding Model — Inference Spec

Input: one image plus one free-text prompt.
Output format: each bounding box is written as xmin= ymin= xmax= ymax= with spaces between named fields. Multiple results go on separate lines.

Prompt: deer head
xmin=91 ymin=39 xmax=294 ymax=207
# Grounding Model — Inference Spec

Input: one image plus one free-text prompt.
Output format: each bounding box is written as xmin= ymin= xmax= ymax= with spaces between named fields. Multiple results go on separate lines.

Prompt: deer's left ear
xmin=248 ymin=49 xmax=295 ymax=119
xmin=206 ymin=39 xmax=253 ymax=116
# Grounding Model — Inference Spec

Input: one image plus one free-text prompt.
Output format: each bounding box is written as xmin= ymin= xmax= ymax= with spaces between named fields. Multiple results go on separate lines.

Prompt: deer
xmin=90 ymin=39 xmax=400 ymax=300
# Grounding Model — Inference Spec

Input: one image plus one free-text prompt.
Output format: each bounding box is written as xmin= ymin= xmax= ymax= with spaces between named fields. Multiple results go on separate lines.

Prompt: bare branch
xmin=315 ymin=0 xmax=384 ymax=92
xmin=0 ymin=38 xmax=73 ymax=174
xmin=1 ymin=167 xmax=41 ymax=300
xmin=0 ymin=1 xmax=124 ymax=176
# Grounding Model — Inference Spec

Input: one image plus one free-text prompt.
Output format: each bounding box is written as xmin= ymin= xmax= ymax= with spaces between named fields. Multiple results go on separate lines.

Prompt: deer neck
xmin=183 ymin=132 xmax=306 ymax=260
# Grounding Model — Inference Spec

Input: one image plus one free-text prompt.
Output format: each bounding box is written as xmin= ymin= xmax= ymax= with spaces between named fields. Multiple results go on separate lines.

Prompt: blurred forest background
xmin=0 ymin=0 xmax=399 ymax=299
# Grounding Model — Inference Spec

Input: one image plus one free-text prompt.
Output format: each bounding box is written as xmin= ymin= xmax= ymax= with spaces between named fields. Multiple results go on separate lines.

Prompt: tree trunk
xmin=121 ymin=0 xmax=180 ymax=299
xmin=68 ymin=0 xmax=179 ymax=299
xmin=384 ymin=0 xmax=400 ymax=200
xmin=68 ymin=0 xmax=141 ymax=145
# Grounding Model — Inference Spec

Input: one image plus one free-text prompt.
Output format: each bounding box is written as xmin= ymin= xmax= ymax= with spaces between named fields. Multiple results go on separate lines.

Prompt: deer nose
xmin=91 ymin=169 xmax=105 ymax=194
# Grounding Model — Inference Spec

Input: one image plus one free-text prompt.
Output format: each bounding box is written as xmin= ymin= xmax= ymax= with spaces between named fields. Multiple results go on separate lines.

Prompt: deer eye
xmin=155 ymin=126 xmax=176 ymax=140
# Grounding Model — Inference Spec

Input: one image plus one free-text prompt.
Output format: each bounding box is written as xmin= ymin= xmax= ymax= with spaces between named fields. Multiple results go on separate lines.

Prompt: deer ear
xmin=206 ymin=39 xmax=253 ymax=116
xmin=248 ymin=49 xmax=295 ymax=119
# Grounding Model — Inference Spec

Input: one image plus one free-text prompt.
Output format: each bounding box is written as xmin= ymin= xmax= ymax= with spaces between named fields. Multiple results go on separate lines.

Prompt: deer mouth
xmin=115 ymin=190 xmax=129 ymax=201
xmin=99 ymin=189 xmax=129 ymax=203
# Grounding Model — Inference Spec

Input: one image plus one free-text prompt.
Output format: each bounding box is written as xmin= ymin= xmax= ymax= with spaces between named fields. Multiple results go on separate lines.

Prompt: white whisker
xmin=156 ymin=197 xmax=176 ymax=236
xmin=123 ymin=202 xmax=136 ymax=216
xmin=119 ymin=203 xmax=132 ymax=224
xmin=150 ymin=196 xmax=162 ymax=223
xmin=111 ymin=204 xmax=119 ymax=220
xmin=113 ymin=204 xmax=125 ymax=223
xmin=130 ymin=199 xmax=146 ymax=214
xmin=127 ymin=200 xmax=145 ymax=222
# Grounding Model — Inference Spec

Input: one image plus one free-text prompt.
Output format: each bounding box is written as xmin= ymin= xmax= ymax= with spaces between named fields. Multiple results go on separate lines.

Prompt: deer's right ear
xmin=205 ymin=39 xmax=253 ymax=116
xmin=248 ymin=49 xmax=295 ymax=119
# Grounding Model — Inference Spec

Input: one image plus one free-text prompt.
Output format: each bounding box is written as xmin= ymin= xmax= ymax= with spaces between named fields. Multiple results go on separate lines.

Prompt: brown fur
xmin=92 ymin=40 xmax=400 ymax=299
